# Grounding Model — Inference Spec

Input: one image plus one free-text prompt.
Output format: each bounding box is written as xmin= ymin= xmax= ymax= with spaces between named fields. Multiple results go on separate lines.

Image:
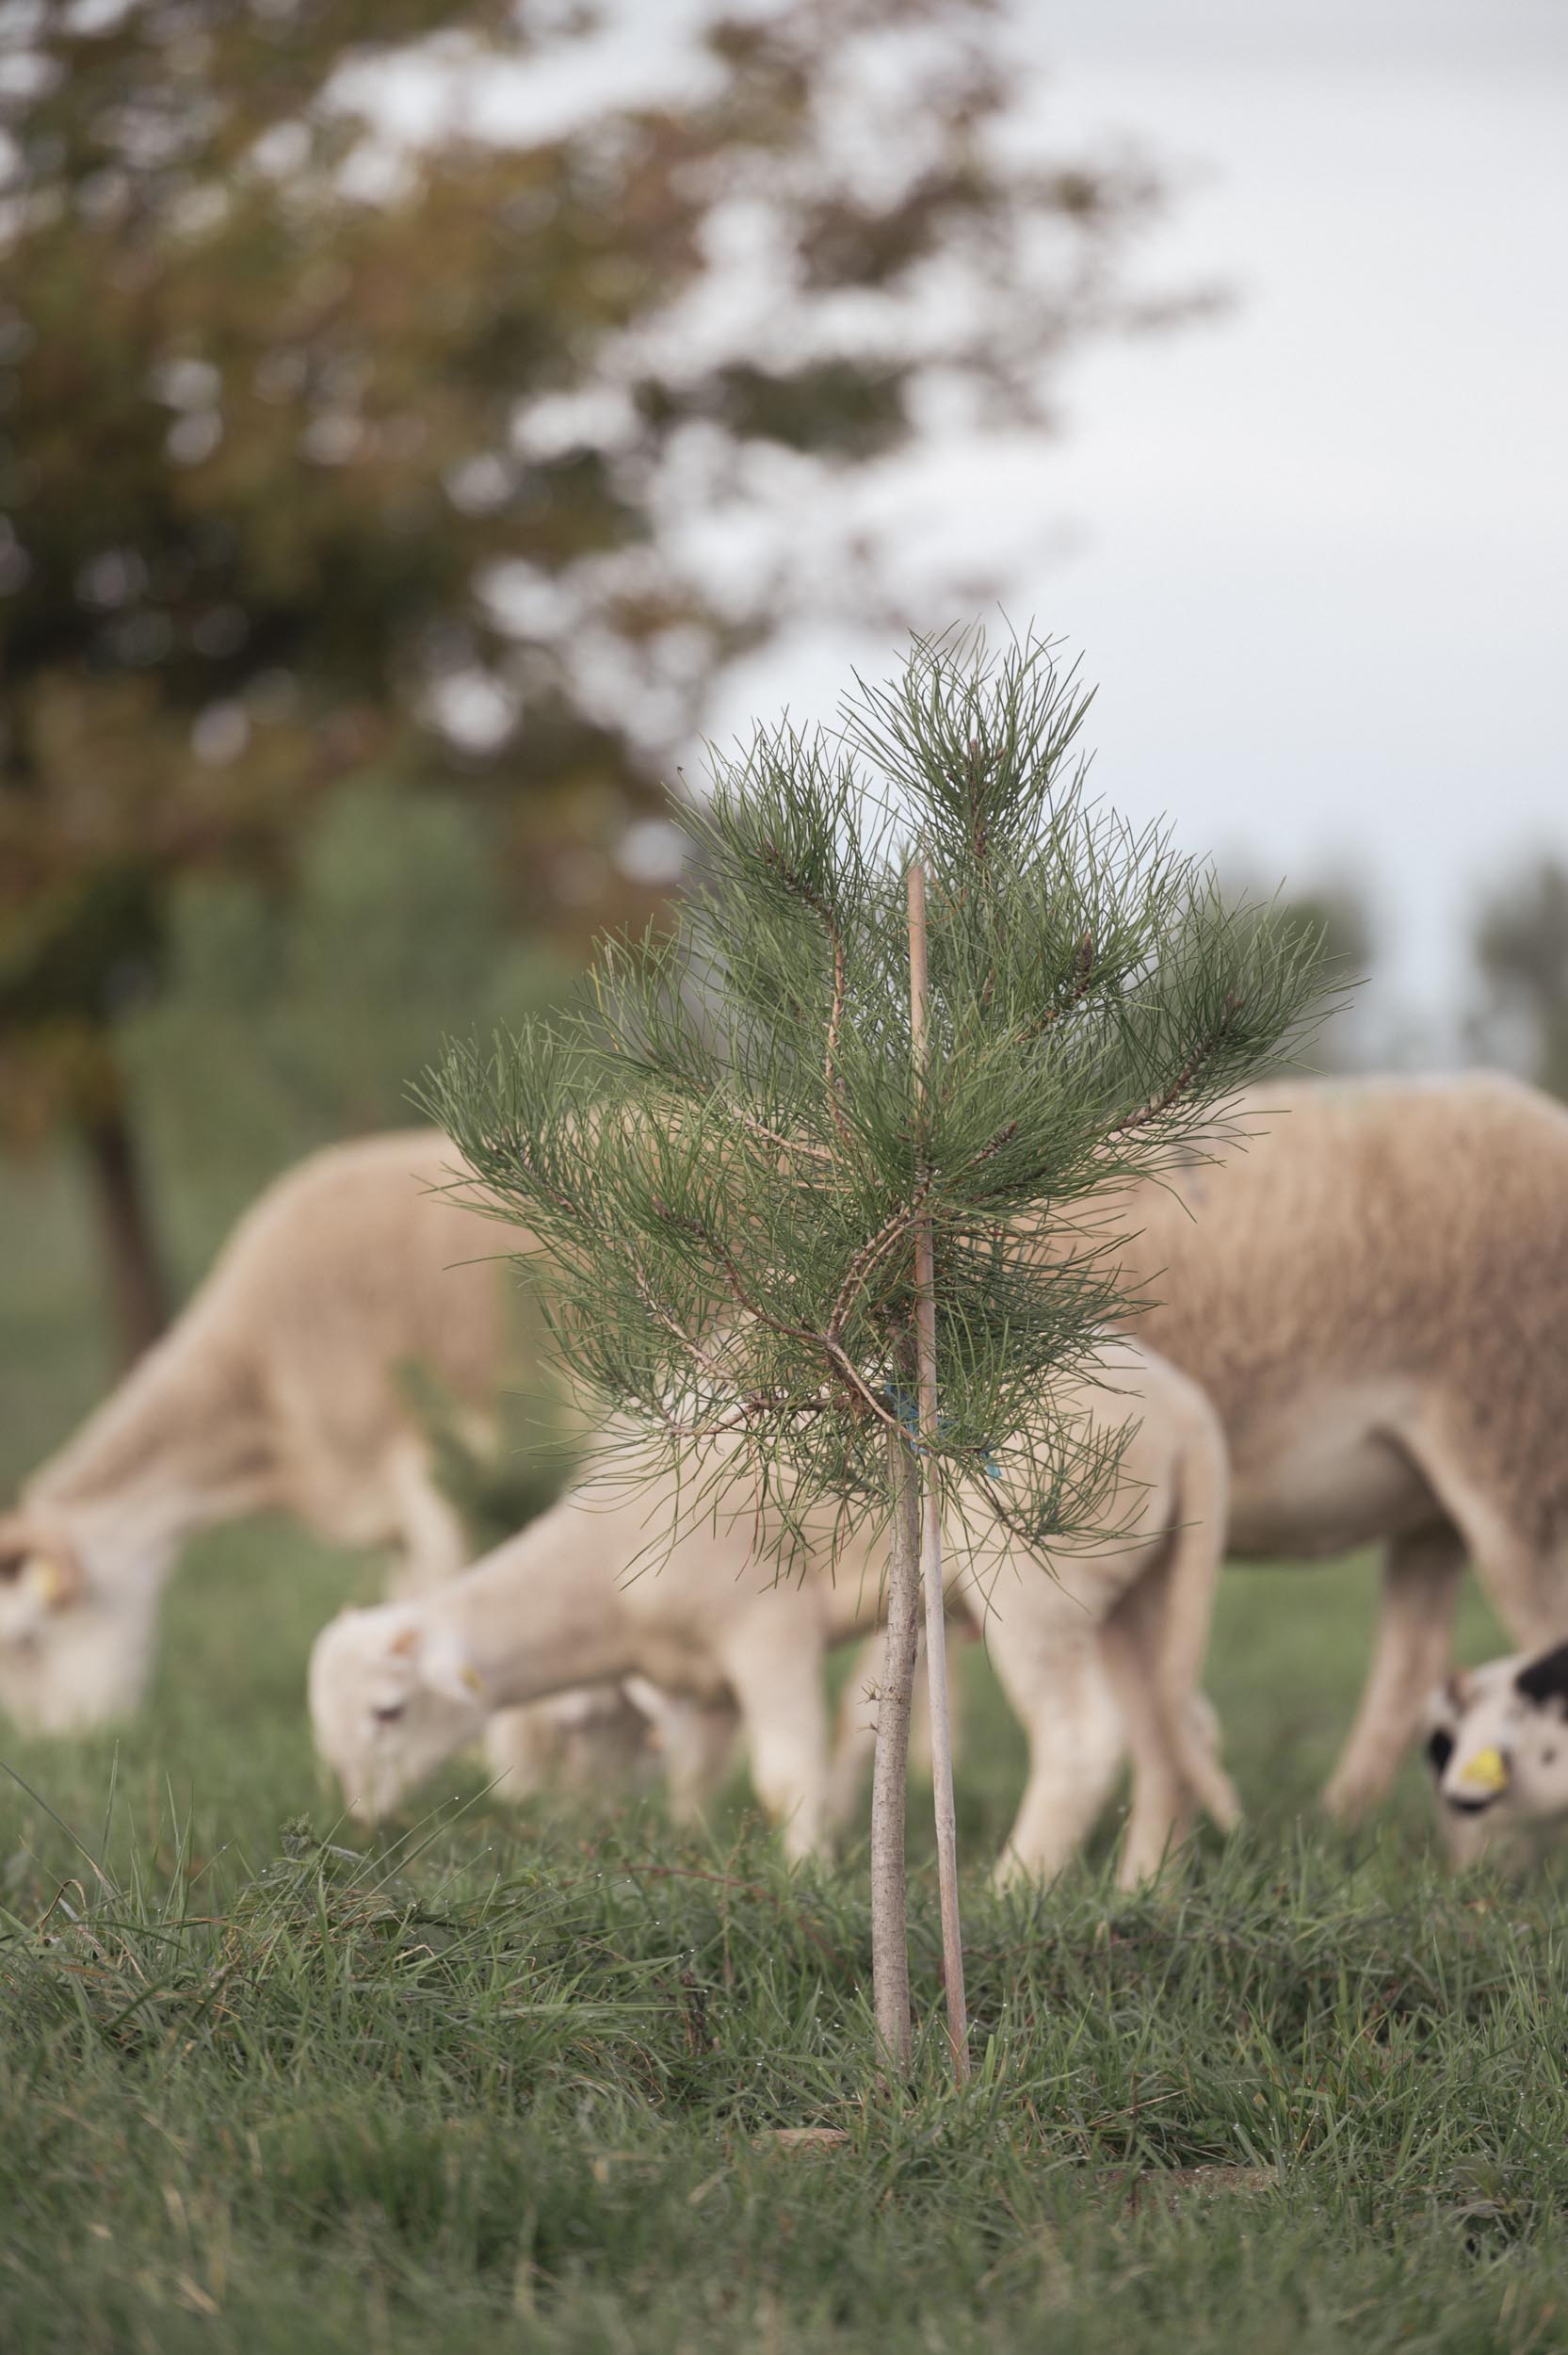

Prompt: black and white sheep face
xmin=1425 ymin=1642 xmax=1568 ymax=1843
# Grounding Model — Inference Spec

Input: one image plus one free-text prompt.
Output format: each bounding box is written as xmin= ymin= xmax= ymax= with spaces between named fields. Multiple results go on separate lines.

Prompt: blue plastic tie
xmin=879 ymin=1384 xmax=1000 ymax=1477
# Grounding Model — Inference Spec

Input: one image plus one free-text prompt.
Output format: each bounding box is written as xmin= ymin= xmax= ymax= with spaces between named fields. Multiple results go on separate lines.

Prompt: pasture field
xmin=3 ymin=1151 xmax=1567 ymax=2354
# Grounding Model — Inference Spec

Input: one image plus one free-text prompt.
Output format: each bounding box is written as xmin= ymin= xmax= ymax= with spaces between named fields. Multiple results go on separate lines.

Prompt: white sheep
xmin=1102 ymin=1071 xmax=1568 ymax=1822
xmin=0 ymin=1131 xmax=506 ymax=1730
xmin=309 ymin=1339 xmax=1239 ymax=1883
xmin=1422 ymin=1641 xmax=1568 ymax=1863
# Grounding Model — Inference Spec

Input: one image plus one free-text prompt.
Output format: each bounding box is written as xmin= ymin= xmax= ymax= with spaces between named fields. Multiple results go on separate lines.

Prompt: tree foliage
xmin=431 ymin=631 xmax=1330 ymax=1567
xmin=1467 ymin=856 xmax=1568 ymax=1102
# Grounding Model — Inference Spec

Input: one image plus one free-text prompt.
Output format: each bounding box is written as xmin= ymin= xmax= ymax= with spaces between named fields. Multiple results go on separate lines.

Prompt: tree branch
xmin=1018 ymin=930 xmax=1095 ymax=1043
xmin=825 ymin=1175 xmax=935 ymax=1341
xmin=761 ymin=842 xmax=854 ymax=1156
xmin=653 ymin=1196 xmax=919 ymax=1447
xmin=1108 ymin=993 xmax=1243 ymax=1138
xmin=733 ymin=1108 xmax=835 ymax=1168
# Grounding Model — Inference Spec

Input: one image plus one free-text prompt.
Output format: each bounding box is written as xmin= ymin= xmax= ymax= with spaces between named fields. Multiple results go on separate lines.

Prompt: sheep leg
xmin=1321 ymin=1522 xmax=1466 ymax=1823
xmin=1098 ymin=1573 xmax=1198 ymax=1888
xmin=1451 ymin=1525 xmax=1568 ymax=1655
xmin=622 ymin=1678 xmax=742 ymax=1822
xmin=721 ymin=1623 xmax=831 ymax=1862
xmin=382 ymin=1441 xmax=471 ymax=1594
xmin=1382 ymin=1421 xmax=1568 ymax=1662
xmin=986 ymin=1628 xmax=1125 ymax=1887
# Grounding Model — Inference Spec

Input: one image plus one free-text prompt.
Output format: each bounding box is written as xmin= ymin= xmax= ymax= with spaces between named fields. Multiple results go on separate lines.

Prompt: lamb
xmin=1422 ymin=1642 xmax=1568 ymax=1863
xmin=309 ymin=1338 xmax=1239 ymax=1883
xmin=1095 ymin=1071 xmax=1568 ymax=1822
xmin=0 ymin=1130 xmax=509 ymax=1731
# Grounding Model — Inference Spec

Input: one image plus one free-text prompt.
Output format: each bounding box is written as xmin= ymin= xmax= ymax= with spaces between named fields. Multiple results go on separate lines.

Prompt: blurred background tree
xmin=0 ymin=0 xmax=1192 ymax=1361
xmin=1464 ymin=857 xmax=1568 ymax=1104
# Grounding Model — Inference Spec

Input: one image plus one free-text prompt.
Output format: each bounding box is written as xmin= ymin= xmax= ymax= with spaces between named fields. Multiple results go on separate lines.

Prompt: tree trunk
xmin=79 ymin=1097 xmax=169 ymax=1365
xmin=870 ymin=1410 xmax=923 ymax=2072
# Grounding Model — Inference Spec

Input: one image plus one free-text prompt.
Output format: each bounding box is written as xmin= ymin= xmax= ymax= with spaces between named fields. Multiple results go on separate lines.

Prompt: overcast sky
xmin=702 ymin=0 xmax=1568 ymax=1048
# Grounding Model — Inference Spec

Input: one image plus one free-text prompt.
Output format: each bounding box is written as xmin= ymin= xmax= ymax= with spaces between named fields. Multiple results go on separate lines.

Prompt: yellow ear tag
xmin=25 ymin=1556 xmax=64 ymax=1607
xmin=1456 ymin=1746 xmax=1510 ymax=1796
xmin=461 ymin=1665 xmax=485 ymax=1699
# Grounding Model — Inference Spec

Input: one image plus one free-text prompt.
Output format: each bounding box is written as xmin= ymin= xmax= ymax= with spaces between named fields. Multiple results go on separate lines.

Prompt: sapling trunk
xmin=870 ymin=1406 xmax=922 ymax=2071
xmin=908 ymin=857 xmax=970 ymax=2081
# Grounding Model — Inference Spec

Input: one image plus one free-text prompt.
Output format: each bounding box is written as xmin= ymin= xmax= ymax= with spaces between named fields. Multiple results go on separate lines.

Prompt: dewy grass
xmin=2 ymin=1523 xmax=1566 ymax=2353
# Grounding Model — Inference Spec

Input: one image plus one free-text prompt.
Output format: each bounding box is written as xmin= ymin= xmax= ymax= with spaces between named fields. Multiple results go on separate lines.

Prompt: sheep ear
xmin=417 ymin=1625 xmax=487 ymax=1710
xmin=1515 ymin=1641 xmax=1568 ymax=1714
xmin=386 ymin=1622 xmax=421 ymax=1660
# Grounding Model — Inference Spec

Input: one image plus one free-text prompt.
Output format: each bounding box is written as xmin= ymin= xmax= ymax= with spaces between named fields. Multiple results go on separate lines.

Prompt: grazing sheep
xmin=1422 ymin=1642 xmax=1568 ymax=1862
xmin=1100 ymin=1072 xmax=1568 ymax=1822
xmin=0 ymin=1131 xmax=505 ymax=1731
xmin=308 ymin=1436 xmax=856 ymax=1853
xmin=309 ymin=1340 xmax=1238 ymax=1883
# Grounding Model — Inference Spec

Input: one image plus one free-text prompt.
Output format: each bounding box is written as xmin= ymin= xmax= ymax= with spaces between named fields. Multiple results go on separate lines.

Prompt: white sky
xmin=701 ymin=0 xmax=1568 ymax=1048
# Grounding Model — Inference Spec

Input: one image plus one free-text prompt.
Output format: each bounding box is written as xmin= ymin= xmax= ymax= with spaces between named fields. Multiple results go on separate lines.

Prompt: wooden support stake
xmin=907 ymin=856 xmax=971 ymax=2083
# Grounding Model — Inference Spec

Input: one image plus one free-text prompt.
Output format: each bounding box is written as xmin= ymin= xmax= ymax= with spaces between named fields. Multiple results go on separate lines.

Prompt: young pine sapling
xmin=429 ymin=631 xmax=1330 ymax=2077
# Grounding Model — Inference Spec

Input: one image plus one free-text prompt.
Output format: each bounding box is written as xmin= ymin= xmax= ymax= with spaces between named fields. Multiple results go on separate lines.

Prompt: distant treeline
xmin=1230 ymin=859 xmax=1568 ymax=1095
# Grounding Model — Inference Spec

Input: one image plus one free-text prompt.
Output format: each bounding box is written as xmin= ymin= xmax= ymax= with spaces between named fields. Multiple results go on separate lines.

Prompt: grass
xmin=3 ymin=1151 xmax=1564 ymax=2352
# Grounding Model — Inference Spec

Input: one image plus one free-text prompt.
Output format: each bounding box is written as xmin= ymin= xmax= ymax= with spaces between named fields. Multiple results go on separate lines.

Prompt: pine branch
xmin=623 ymin=1257 xmax=737 ymax=1402
xmin=966 ymin=735 xmax=989 ymax=872
xmin=1110 ymin=993 xmax=1244 ymax=1138
xmin=829 ymin=1121 xmax=1023 ymax=1339
xmin=963 ymin=1120 xmax=1020 ymax=1187
xmin=653 ymin=1192 xmax=933 ymax=1452
xmin=826 ymin=1176 xmax=936 ymax=1341
xmin=506 ymin=1129 xmax=590 ymax=1225
xmin=733 ymin=1108 xmax=836 ymax=1168
xmin=652 ymin=1197 xmax=815 ymax=1344
xmin=1018 ymin=929 xmax=1096 ymax=1041
xmin=759 ymin=839 xmax=854 ymax=1156
xmin=640 ymin=1395 xmax=835 ymax=1441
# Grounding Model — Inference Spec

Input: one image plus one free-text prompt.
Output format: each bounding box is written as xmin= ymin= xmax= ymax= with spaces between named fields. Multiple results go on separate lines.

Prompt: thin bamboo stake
xmin=907 ymin=856 xmax=971 ymax=2082
xmin=869 ymin=1410 xmax=922 ymax=2072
